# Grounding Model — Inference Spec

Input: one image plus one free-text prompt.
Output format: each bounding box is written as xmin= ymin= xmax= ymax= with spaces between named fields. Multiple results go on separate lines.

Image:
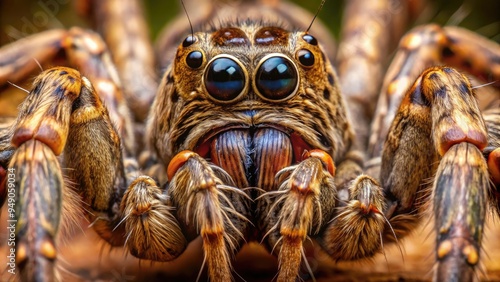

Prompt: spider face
xmin=150 ymin=23 xmax=351 ymax=190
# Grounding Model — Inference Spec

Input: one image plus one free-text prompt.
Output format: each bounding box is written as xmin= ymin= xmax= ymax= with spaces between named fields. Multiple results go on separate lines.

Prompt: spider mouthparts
xmin=195 ymin=125 xmax=312 ymax=190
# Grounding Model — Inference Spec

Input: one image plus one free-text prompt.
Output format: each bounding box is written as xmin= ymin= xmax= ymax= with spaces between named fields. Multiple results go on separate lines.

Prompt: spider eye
xmin=204 ymin=57 xmax=246 ymax=102
xmin=255 ymin=55 xmax=298 ymax=101
xmin=297 ymin=49 xmax=315 ymax=67
xmin=182 ymin=35 xmax=196 ymax=47
xmin=302 ymin=34 xmax=317 ymax=45
xmin=186 ymin=51 xmax=203 ymax=68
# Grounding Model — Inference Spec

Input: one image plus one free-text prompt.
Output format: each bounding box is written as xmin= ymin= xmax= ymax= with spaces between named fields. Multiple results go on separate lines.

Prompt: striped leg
xmin=2 ymin=67 xmax=127 ymax=281
xmin=381 ymin=66 xmax=491 ymax=280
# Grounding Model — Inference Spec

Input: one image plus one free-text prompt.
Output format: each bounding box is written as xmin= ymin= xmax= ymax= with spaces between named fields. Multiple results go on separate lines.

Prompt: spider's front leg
xmin=0 ymin=67 xmax=127 ymax=280
xmin=258 ymin=150 xmax=336 ymax=282
xmin=78 ymin=0 xmax=157 ymax=121
xmin=381 ymin=66 xmax=492 ymax=280
xmin=259 ymin=148 xmax=387 ymax=281
xmin=0 ymin=27 xmax=136 ymax=156
xmin=121 ymin=150 xmax=251 ymax=281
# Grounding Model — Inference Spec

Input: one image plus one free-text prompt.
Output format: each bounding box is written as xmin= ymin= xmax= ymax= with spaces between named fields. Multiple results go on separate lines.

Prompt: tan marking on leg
xmin=462 ymin=244 xmax=479 ymax=265
xmin=437 ymin=239 xmax=452 ymax=259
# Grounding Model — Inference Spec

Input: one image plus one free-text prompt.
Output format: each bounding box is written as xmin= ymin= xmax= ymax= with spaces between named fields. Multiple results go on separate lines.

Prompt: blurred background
xmin=0 ymin=0 xmax=499 ymax=46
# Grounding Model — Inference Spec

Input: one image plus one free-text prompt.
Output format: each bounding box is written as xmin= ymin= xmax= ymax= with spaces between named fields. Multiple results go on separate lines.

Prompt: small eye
xmin=302 ymin=34 xmax=317 ymax=45
xmin=182 ymin=35 xmax=196 ymax=47
xmin=204 ymin=56 xmax=246 ymax=102
xmin=186 ymin=51 xmax=203 ymax=68
xmin=255 ymin=55 xmax=298 ymax=101
xmin=297 ymin=49 xmax=315 ymax=67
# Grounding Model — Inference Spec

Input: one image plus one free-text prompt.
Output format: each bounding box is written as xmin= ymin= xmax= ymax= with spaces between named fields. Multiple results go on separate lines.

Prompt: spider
xmin=0 ymin=0 xmax=499 ymax=281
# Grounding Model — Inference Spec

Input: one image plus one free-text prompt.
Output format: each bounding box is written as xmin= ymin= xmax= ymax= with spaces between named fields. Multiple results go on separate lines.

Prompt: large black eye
xmin=186 ymin=51 xmax=203 ymax=68
xmin=255 ymin=55 xmax=298 ymax=101
xmin=204 ymin=56 xmax=246 ymax=102
xmin=297 ymin=49 xmax=315 ymax=67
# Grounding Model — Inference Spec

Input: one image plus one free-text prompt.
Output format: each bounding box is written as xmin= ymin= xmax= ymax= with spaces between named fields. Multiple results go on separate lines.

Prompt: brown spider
xmin=0 ymin=0 xmax=500 ymax=281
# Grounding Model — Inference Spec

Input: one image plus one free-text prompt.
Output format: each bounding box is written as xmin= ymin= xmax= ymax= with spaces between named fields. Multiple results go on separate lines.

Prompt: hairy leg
xmin=381 ymin=66 xmax=491 ymax=279
xmin=258 ymin=150 xmax=337 ymax=282
xmin=0 ymin=67 xmax=126 ymax=280
xmin=0 ymin=28 xmax=151 ymax=279
xmin=337 ymin=0 xmax=423 ymax=150
xmin=126 ymin=150 xmax=252 ymax=281
xmin=0 ymin=28 xmax=136 ymax=156
xmin=368 ymin=24 xmax=500 ymax=163
xmin=80 ymin=0 xmax=157 ymax=121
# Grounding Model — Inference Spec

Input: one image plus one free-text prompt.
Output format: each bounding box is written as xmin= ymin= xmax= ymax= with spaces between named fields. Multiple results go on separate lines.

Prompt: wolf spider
xmin=0 ymin=0 xmax=500 ymax=281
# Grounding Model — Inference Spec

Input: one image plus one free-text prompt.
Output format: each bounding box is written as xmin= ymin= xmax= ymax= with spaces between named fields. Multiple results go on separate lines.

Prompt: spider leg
xmin=0 ymin=29 xmax=66 ymax=87
xmin=0 ymin=28 xmax=136 ymax=156
xmin=337 ymin=0 xmax=423 ymax=150
xmin=9 ymin=140 xmax=64 ymax=281
xmin=360 ymin=23 xmax=500 ymax=279
xmin=433 ymin=143 xmax=488 ymax=281
xmin=0 ymin=121 xmax=15 ymax=207
xmin=259 ymin=149 xmax=388 ymax=281
xmin=0 ymin=28 xmax=143 ymax=279
xmin=381 ymin=66 xmax=490 ymax=280
xmin=310 ymin=152 xmax=391 ymax=263
xmin=369 ymin=24 xmax=500 ymax=163
xmin=258 ymin=150 xmax=338 ymax=282
xmin=318 ymin=173 xmax=388 ymax=262
xmin=484 ymin=110 xmax=500 ymax=208
xmin=80 ymin=0 xmax=158 ymax=121
xmin=125 ymin=150 xmax=251 ymax=281
xmin=0 ymin=67 xmax=128 ymax=280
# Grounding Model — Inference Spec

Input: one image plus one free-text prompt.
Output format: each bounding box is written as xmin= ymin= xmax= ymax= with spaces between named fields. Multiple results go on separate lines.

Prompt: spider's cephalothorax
xmin=0 ymin=0 xmax=500 ymax=281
